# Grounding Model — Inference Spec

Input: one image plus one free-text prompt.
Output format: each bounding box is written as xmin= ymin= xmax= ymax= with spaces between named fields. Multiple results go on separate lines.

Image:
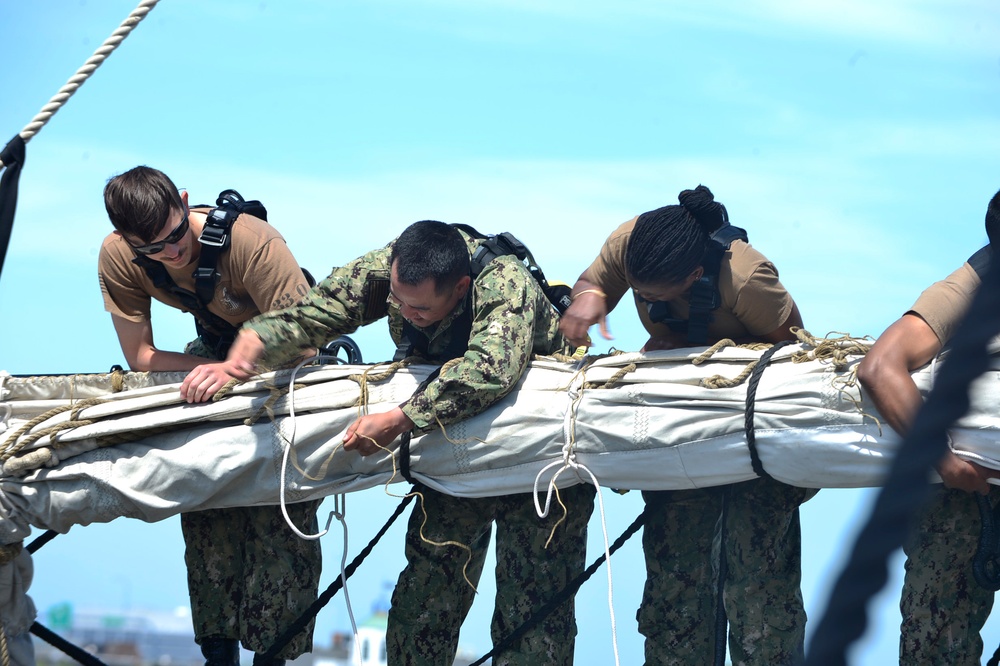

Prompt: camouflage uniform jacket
xmin=245 ymin=231 xmax=567 ymax=432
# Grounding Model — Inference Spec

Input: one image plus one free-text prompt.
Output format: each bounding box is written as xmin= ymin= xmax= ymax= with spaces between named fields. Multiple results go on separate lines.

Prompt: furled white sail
xmin=2 ymin=337 xmax=999 ymax=548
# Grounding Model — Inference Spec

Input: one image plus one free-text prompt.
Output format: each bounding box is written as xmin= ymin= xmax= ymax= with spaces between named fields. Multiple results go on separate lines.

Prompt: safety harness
xmin=378 ymin=224 xmax=569 ymax=482
xmin=642 ymin=221 xmax=749 ymax=346
xmin=395 ymin=223 xmax=571 ymax=361
xmin=132 ymin=189 xmax=310 ymax=359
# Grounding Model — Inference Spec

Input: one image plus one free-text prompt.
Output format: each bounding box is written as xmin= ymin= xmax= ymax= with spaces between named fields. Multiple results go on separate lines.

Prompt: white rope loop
xmin=0 ymin=0 xmax=161 ymax=168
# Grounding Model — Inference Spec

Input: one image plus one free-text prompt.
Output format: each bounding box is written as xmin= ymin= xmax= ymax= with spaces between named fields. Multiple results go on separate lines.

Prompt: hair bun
xmin=678 ymin=184 xmax=728 ymax=233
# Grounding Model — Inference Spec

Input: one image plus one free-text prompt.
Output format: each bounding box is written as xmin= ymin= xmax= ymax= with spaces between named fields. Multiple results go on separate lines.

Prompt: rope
xmin=255 ymin=493 xmax=415 ymax=662
xmin=584 ymin=362 xmax=637 ymax=390
xmin=30 ymin=622 xmax=108 ymax=666
xmin=743 ymin=339 xmax=796 ymax=480
xmin=468 ymin=507 xmax=647 ymax=666
xmin=532 ymin=362 xmax=624 ymax=663
xmin=0 ymin=543 xmax=20 ymax=566
xmin=0 ymin=0 xmax=162 ymax=168
xmin=0 ymin=397 xmax=106 ymax=461
xmin=803 ymin=253 xmax=1000 ymax=665
xmin=26 ymin=530 xmax=58 ymax=554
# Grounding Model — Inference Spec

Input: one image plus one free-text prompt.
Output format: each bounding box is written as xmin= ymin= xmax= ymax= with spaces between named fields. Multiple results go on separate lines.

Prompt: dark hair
xmin=625 ymin=184 xmax=729 ymax=285
xmin=389 ymin=220 xmax=471 ymax=293
xmin=987 ymin=188 xmax=1000 ymax=249
xmin=104 ymin=166 xmax=184 ymax=242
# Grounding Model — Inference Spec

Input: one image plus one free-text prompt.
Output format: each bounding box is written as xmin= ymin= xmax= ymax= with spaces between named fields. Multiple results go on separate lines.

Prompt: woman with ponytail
xmin=560 ymin=184 xmax=810 ymax=666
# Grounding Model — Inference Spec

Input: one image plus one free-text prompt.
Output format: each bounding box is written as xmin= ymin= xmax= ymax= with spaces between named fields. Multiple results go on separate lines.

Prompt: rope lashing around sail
xmin=742 ymin=339 xmax=797 ymax=481
xmin=0 ymin=397 xmax=107 ymax=463
xmin=0 ymin=0 xmax=162 ymax=169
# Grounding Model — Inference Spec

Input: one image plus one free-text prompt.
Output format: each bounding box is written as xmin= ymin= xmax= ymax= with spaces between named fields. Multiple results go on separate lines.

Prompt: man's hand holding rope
xmin=343 ymin=407 xmax=415 ymax=457
xmin=180 ymin=328 xmax=265 ymax=403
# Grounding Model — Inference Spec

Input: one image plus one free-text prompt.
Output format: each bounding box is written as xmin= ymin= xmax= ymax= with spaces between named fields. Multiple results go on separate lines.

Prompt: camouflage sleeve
xmin=400 ymin=256 xmax=538 ymax=432
xmin=245 ymin=243 xmax=393 ymax=368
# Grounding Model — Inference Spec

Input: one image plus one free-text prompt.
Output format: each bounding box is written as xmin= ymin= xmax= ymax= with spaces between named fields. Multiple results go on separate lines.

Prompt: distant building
xmin=33 ymin=601 xmax=483 ymax=666
xmin=33 ymin=604 xmax=201 ymax=666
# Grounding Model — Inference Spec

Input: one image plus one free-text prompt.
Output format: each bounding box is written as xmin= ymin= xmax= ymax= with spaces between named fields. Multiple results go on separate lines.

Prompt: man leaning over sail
xmin=560 ymin=184 xmax=810 ymax=666
xmin=182 ymin=219 xmax=596 ymax=666
xmin=98 ymin=166 xmax=322 ymax=666
xmin=857 ymin=188 xmax=1000 ymax=666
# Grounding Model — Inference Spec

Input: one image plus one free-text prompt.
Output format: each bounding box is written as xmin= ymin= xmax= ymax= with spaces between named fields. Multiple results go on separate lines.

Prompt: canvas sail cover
xmin=3 ymin=337 xmax=1000 ymax=547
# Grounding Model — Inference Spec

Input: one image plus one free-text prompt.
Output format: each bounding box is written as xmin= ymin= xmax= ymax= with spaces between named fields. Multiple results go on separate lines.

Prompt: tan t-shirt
xmin=98 ymin=208 xmax=309 ymax=326
xmin=584 ymin=216 xmax=795 ymax=339
xmin=908 ymin=261 xmax=981 ymax=345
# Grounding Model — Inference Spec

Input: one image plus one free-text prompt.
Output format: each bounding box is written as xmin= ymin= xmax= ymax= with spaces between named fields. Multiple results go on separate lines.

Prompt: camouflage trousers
xmin=900 ymin=484 xmax=1000 ymax=666
xmin=638 ymin=478 xmax=813 ymax=666
xmin=385 ymin=484 xmax=596 ymax=666
xmin=181 ymin=501 xmax=322 ymax=658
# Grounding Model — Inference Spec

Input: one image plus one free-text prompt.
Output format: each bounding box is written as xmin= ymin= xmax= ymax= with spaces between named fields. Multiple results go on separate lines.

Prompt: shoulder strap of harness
xmin=968 ymin=245 xmax=992 ymax=279
xmin=192 ymin=190 xmax=266 ymax=305
xmin=452 ymin=223 xmax=572 ymax=314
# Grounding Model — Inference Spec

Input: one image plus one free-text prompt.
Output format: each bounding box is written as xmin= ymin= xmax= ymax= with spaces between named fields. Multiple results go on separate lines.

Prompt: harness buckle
xmin=200 ymin=209 xmax=232 ymax=247
xmin=192 ymin=266 xmax=220 ymax=283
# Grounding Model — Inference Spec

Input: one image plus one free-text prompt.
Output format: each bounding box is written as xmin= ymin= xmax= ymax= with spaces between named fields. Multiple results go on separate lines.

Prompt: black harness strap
xmin=131 ymin=253 xmax=240 ymax=358
xmin=744 ymin=339 xmax=796 ymax=480
xmin=398 ymin=367 xmax=443 ymax=484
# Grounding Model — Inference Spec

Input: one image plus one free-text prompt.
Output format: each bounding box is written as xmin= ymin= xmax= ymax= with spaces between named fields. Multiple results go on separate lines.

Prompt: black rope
xmin=713 ymin=488 xmax=731 ymax=666
xmin=26 ymin=529 xmax=59 ymax=554
xmin=0 ymin=134 xmax=26 ymax=282
xmin=973 ymin=493 xmax=1000 ymax=591
xmin=468 ymin=505 xmax=648 ymax=666
xmin=30 ymin=621 xmax=108 ymax=666
xmin=257 ymin=492 xmax=415 ymax=661
xmin=803 ymin=256 xmax=1000 ymax=666
xmin=744 ymin=339 xmax=796 ymax=480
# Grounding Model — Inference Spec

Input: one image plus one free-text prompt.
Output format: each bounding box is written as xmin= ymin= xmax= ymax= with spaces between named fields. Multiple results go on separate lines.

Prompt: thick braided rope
xmin=0 ymin=0 xmax=161 ymax=168
xmin=0 ymin=397 xmax=107 ymax=461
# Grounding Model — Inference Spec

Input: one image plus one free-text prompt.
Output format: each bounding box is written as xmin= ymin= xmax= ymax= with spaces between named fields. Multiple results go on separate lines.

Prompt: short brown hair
xmin=104 ymin=166 xmax=184 ymax=242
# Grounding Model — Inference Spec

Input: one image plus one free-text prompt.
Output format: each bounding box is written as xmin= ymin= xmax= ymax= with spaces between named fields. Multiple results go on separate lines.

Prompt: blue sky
xmin=1 ymin=0 xmax=999 ymax=663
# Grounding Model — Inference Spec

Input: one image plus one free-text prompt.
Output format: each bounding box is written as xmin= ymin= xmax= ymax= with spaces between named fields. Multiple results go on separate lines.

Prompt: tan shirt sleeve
xmin=908 ymin=261 xmax=981 ymax=345
xmin=721 ymin=241 xmax=795 ymax=337
xmin=580 ymin=217 xmax=637 ymax=312
xmin=98 ymin=233 xmax=153 ymax=323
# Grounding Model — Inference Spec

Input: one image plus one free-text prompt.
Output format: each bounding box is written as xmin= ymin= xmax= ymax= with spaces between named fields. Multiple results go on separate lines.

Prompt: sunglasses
xmin=128 ymin=214 xmax=190 ymax=255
